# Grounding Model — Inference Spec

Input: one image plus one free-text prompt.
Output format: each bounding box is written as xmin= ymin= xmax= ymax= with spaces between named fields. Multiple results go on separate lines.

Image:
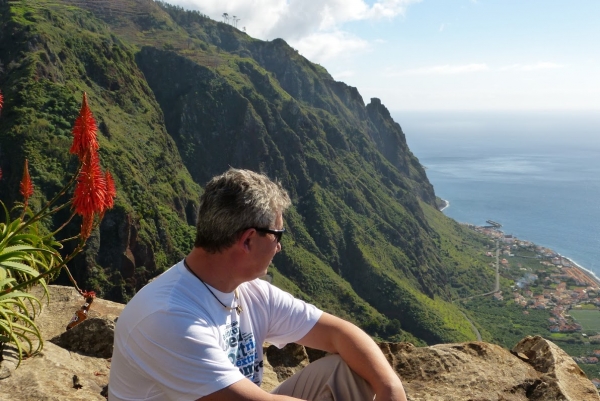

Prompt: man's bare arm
xmin=297 ymin=312 xmax=408 ymax=401
xmin=197 ymin=379 xmax=304 ymax=401
xmin=199 ymin=312 xmax=407 ymax=401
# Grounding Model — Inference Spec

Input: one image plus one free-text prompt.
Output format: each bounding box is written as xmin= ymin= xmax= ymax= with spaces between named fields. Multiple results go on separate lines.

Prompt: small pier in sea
xmin=484 ymin=220 xmax=502 ymax=229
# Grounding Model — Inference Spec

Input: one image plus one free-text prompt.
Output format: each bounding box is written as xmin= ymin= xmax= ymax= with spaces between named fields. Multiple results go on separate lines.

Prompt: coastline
xmin=555 ymin=253 xmax=600 ymax=288
xmin=439 ymin=198 xmax=450 ymax=212
xmin=439 ymin=201 xmax=600 ymax=288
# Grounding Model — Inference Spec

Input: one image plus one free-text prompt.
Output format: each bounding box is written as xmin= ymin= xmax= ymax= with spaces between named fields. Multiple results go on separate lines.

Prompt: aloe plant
xmin=0 ymin=91 xmax=116 ymax=366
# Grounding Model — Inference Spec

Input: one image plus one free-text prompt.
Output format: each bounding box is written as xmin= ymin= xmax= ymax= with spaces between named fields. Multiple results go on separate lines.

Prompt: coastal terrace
xmin=464 ymin=224 xmax=600 ymax=381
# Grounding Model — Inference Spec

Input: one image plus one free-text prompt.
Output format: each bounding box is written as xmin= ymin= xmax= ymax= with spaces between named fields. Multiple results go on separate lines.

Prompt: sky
xmin=164 ymin=0 xmax=600 ymax=112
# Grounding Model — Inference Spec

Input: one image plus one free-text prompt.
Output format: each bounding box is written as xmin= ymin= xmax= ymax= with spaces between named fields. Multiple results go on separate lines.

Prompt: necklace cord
xmin=183 ymin=258 xmax=243 ymax=314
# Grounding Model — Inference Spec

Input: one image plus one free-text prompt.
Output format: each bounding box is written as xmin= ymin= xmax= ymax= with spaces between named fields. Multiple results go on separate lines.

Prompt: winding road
xmin=453 ymin=240 xmax=500 ymax=341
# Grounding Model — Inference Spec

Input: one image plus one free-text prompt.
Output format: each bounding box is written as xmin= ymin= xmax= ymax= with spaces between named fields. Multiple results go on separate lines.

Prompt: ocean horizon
xmin=395 ymin=110 xmax=600 ymax=278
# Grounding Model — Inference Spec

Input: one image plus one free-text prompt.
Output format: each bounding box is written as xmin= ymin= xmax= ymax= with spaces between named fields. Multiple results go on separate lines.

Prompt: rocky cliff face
xmin=1 ymin=286 xmax=597 ymax=401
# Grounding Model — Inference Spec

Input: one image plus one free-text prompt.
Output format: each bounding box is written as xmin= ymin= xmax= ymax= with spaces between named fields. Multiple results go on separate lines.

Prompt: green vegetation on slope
xmin=0 ymin=0 xmax=499 ymax=344
xmin=0 ymin=0 xmax=202 ymax=301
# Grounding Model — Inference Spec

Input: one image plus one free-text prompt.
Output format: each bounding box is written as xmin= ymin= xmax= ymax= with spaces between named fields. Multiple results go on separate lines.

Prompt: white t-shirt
xmin=109 ymin=260 xmax=322 ymax=401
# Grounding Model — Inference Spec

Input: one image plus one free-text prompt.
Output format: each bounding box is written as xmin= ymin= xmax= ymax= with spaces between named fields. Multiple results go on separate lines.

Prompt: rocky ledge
xmin=1 ymin=286 xmax=598 ymax=401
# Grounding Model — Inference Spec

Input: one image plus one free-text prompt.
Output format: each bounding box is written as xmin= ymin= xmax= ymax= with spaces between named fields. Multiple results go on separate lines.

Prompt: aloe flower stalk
xmin=0 ymin=91 xmax=117 ymax=367
xmin=19 ymin=159 xmax=34 ymax=206
xmin=70 ymin=92 xmax=99 ymax=161
xmin=80 ymin=213 xmax=94 ymax=240
xmin=104 ymin=170 xmax=116 ymax=210
xmin=68 ymin=93 xmax=117 ymax=239
xmin=73 ymin=152 xmax=107 ymax=239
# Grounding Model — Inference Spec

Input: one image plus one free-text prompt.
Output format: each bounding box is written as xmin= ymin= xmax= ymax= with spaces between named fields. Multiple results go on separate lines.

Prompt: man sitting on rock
xmin=109 ymin=168 xmax=407 ymax=401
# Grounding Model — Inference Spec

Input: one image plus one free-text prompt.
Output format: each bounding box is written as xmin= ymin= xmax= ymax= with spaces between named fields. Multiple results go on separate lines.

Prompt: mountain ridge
xmin=0 ymin=0 xmax=495 ymax=345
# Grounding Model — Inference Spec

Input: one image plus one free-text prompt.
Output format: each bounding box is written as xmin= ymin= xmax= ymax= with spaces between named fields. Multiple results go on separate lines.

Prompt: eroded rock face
xmin=378 ymin=341 xmax=540 ymax=400
xmin=0 ymin=286 xmax=119 ymax=401
xmin=265 ymin=343 xmax=310 ymax=382
xmin=267 ymin=340 xmax=600 ymax=400
xmin=1 ymin=286 xmax=598 ymax=401
xmin=513 ymin=336 xmax=599 ymax=401
xmin=50 ymin=317 xmax=116 ymax=359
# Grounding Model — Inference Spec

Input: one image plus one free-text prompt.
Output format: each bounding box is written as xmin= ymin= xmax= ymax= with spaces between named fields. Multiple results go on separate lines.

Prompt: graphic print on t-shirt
xmin=223 ymin=321 xmax=263 ymax=384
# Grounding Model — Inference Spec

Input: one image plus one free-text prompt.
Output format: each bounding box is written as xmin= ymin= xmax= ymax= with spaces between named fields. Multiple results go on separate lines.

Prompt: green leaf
xmin=0 ymin=319 xmax=24 ymax=366
xmin=0 ymin=247 xmax=50 ymax=264
xmin=0 ymin=277 xmax=17 ymax=287
xmin=0 ymin=291 xmax=39 ymax=303
xmin=0 ymin=261 xmax=40 ymax=277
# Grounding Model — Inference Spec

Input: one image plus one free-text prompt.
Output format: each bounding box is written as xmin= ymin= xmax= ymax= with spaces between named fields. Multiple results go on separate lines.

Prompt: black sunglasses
xmin=253 ymin=227 xmax=286 ymax=243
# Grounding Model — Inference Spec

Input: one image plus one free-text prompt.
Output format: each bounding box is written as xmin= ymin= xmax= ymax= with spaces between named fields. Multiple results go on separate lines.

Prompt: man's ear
xmin=237 ymin=228 xmax=255 ymax=253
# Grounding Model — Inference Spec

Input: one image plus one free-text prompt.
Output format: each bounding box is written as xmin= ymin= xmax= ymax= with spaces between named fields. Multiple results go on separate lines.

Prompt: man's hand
xmin=298 ymin=313 xmax=408 ymax=401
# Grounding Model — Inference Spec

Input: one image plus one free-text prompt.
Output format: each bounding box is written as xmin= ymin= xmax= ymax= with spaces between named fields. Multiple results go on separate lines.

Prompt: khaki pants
xmin=271 ymin=355 xmax=375 ymax=401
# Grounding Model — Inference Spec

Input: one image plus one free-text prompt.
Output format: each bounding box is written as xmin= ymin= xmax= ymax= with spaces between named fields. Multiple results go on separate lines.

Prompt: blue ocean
xmin=396 ymin=111 xmax=600 ymax=277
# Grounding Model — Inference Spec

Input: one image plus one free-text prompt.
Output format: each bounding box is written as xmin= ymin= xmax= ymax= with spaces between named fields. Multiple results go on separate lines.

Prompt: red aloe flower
xmin=73 ymin=152 xmax=107 ymax=218
xmin=0 ymin=167 xmax=3 ymax=181
xmin=70 ymin=93 xmax=99 ymax=160
xmin=80 ymin=213 xmax=94 ymax=240
xmin=103 ymin=170 xmax=117 ymax=211
xmin=0 ymin=90 xmax=3 ymax=111
xmin=19 ymin=159 xmax=34 ymax=204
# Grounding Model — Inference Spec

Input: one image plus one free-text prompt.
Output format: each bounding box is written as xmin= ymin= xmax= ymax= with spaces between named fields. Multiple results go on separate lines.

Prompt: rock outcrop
xmin=1 ymin=286 xmax=598 ymax=401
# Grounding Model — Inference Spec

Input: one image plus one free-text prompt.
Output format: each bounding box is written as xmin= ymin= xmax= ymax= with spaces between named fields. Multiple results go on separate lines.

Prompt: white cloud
xmin=439 ymin=23 xmax=446 ymax=32
xmin=292 ymin=32 xmax=369 ymax=62
xmin=499 ymin=62 xmax=565 ymax=72
xmin=365 ymin=0 xmax=422 ymax=19
xmin=389 ymin=63 xmax=490 ymax=75
xmin=166 ymin=0 xmax=420 ymax=38
xmin=164 ymin=0 xmax=420 ymax=63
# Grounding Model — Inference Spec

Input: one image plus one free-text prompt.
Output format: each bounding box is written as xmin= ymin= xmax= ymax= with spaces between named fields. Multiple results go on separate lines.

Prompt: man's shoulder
xmin=239 ymin=278 xmax=305 ymax=309
xmin=241 ymin=277 xmax=271 ymax=290
xmin=123 ymin=261 xmax=203 ymax=315
xmin=239 ymin=277 xmax=286 ymax=298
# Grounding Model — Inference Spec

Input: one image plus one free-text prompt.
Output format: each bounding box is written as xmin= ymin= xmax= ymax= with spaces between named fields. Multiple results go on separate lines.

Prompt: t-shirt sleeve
xmin=263 ymin=282 xmax=323 ymax=348
xmin=125 ymin=309 xmax=245 ymax=400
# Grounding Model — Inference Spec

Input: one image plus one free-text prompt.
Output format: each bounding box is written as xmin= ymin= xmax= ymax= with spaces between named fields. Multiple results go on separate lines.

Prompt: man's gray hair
xmin=194 ymin=168 xmax=291 ymax=253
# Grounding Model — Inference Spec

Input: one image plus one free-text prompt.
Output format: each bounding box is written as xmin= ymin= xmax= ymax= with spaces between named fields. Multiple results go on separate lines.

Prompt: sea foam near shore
xmin=439 ymin=199 xmax=449 ymax=212
xmin=555 ymin=254 xmax=600 ymax=287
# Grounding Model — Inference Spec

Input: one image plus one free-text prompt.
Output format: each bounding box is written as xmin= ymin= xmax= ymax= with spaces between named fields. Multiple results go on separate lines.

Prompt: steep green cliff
xmin=0 ymin=0 xmax=495 ymax=345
